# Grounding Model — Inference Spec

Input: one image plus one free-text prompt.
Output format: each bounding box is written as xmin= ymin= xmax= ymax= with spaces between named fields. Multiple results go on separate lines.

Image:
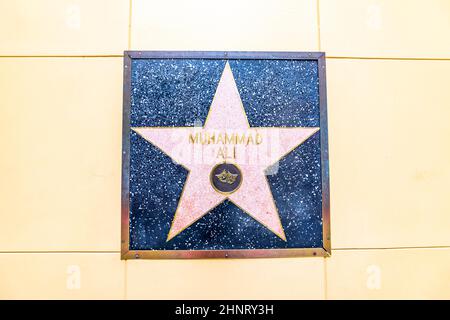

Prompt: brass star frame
xmin=121 ymin=51 xmax=330 ymax=259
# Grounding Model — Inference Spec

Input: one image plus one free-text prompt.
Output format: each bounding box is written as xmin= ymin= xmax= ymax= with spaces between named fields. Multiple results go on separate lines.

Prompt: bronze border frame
xmin=121 ymin=51 xmax=330 ymax=259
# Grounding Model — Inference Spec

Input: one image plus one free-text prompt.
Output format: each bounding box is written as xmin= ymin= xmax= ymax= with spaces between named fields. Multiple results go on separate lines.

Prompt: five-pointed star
xmin=133 ymin=62 xmax=319 ymax=241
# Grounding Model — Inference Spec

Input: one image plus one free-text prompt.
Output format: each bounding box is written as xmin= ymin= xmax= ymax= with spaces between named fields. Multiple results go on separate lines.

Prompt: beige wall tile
xmin=0 ymin=253 xmax=125 ymax=299
xmin=327 ymin=248 xmax=450 ymax=299
xmin=0 ymin=57 xmax=123 ymax=251
xmin=127 ymin=258 xmax=325 ymax=299
xmin=131 ymin=0 xmax=318 ymax=51
xmin=320 ymin=0 xmax=450 ymax=58
xmin=327 ymin=58 xmax=450 ymax=249
xmin=0 ymin=0 xmax=129 ymax=55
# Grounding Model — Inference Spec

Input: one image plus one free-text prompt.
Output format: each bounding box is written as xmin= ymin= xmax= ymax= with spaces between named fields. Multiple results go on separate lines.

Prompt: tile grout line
xmin=316 ymin=0 xmax=321 ymax=51
xmin=333 ymin=245 xmax=450 ymax=251
xmin=0 ymin=251 xmax=121 ymax=254
xmin=128 ymin=0 xmax=133 ymax=50
xmin=0 ymin=55 xmax=449 ymax=61
xmin=327 ymin=56 xmax=450 ymax=61
xmin=124 ymin=260 xmax=128 ymax=300
xmin=323 ymin=257 xmax=328 ymax=300
xmin=0 ymin=55 xmax=123 ymax=58
xmin=0 ymin=246 xmax=448 ymax=255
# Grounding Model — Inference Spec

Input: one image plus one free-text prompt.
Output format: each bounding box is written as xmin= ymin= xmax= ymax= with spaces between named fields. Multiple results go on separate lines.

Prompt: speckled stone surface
xmin=129 ymin=58 xmax=322 ymax=250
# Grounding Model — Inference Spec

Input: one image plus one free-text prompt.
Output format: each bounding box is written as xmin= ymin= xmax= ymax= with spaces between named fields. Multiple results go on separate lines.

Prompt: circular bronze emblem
xmin=210 ymin=163 xmax=242 ymax=195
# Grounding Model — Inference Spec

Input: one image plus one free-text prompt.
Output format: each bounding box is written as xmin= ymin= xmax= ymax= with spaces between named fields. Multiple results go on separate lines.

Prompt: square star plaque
xmin=121 ymin=51 xmax=330 ymax=259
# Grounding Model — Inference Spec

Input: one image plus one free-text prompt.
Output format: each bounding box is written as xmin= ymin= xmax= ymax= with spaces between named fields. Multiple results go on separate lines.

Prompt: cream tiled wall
xmin=0 ymin=0 xmax=449 ymax=299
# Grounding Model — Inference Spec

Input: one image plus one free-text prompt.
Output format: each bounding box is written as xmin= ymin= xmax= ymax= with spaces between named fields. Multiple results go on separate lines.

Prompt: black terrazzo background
xmin=129 ymin=58 xmax=323 ymax=250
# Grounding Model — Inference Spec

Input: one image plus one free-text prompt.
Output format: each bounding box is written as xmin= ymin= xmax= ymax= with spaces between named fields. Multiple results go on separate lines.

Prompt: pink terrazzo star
xmin=133 ymin=62 xmax=319 ymax=241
